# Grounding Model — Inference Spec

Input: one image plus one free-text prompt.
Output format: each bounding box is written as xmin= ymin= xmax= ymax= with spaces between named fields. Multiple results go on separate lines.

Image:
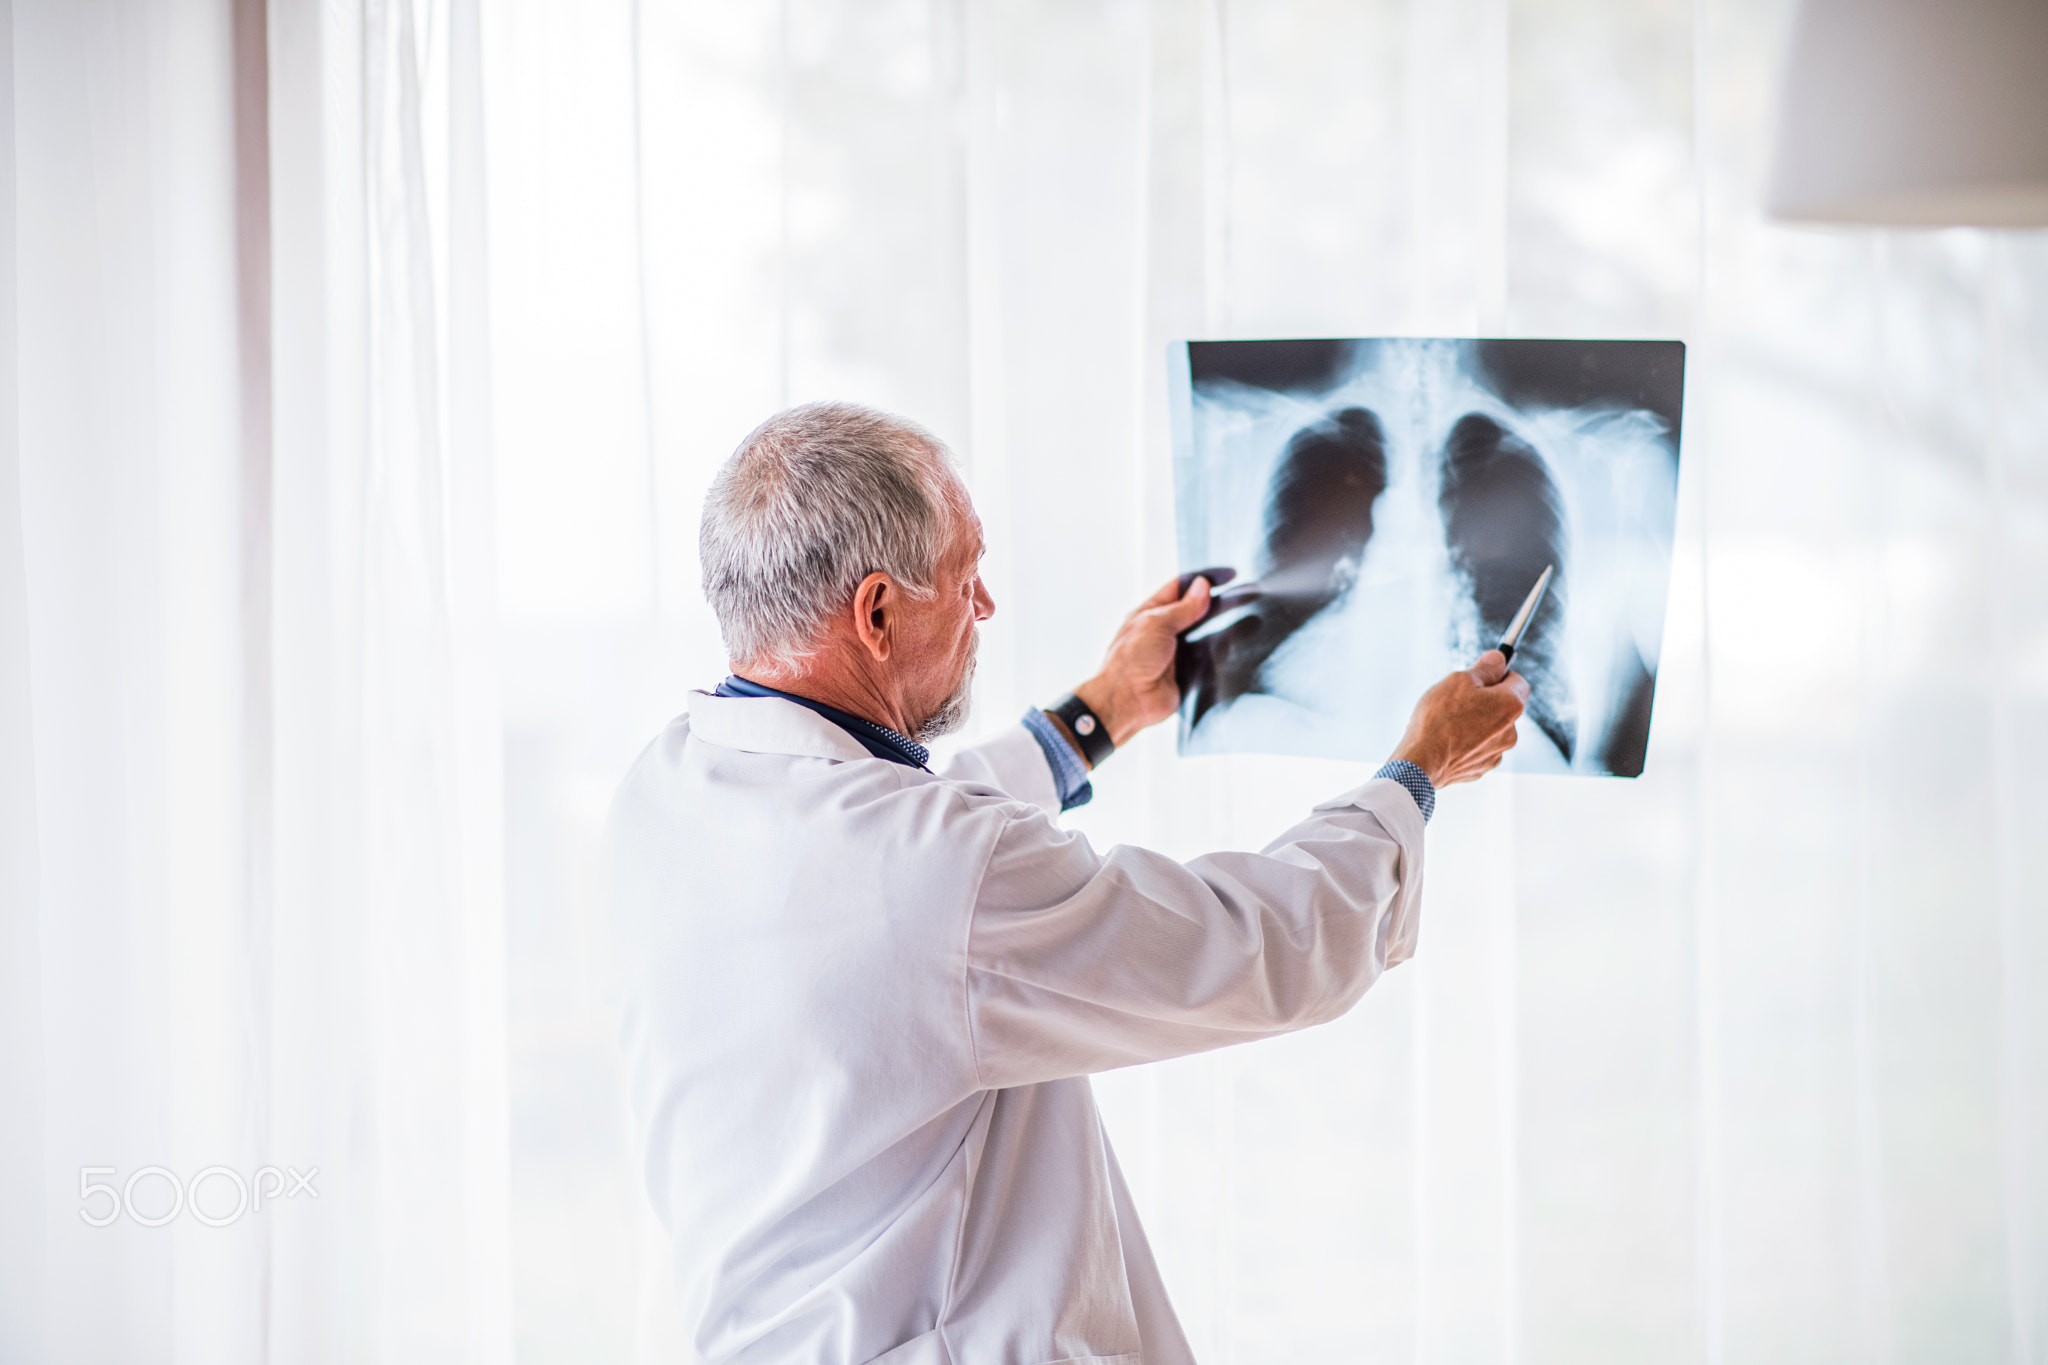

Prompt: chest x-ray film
xmin=1169 ymin=338 xmax=1684 ymax=777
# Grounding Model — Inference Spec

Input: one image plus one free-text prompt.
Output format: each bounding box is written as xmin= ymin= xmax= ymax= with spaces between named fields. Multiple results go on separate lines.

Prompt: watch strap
xmin=1047 ymin=693 xmax=1115 ymax=768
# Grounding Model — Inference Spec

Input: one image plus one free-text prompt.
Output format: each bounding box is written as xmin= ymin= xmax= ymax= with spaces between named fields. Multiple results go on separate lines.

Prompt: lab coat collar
xmin=684 ymin=689 xmax=876 ymax=764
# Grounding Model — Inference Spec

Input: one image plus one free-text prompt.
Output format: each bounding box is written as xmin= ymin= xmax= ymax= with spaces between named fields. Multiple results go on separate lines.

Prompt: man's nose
xmin=973 ymin=575 xmax=995 ymax=622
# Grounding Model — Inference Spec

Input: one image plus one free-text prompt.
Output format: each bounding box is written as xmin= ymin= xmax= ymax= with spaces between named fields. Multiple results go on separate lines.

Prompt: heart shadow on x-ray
xmin=1180 ymin=407 xmax=1573 ymax=764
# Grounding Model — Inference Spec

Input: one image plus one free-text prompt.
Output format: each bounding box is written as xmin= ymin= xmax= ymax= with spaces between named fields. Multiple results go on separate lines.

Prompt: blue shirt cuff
xmin=1373 ymin=759 xmax=1435 ymax=823
xmin=1021 ymin=709 xmax=1095 ymax=811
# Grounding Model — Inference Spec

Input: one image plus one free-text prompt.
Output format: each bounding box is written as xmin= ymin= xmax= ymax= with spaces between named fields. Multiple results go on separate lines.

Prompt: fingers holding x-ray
xmin=1169 ymin=338 xmax=1683 ymax=778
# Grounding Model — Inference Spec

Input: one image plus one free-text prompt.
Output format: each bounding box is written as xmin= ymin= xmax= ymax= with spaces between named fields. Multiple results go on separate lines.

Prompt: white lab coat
xmin=607 ymin=690 xmax=1425 ymax=1365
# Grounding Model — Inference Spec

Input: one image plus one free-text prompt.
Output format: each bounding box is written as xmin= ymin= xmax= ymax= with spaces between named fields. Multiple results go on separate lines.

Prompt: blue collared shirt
xmin=714 ymin=676 xmax=932 ymax=770
xmin=1020 ymin=708 xmax=1095 ymax=810
xmin=1372 ymin=759 xmax=1435 ymax=822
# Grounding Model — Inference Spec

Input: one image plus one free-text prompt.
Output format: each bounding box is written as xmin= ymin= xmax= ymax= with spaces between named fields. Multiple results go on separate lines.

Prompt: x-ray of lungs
xmin=1168 ymin=338 xmax=1684 ymax=777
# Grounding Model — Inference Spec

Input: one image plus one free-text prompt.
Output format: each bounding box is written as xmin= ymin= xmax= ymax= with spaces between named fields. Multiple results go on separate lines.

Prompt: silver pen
xmin=1496 ymin=565 xmax=1553 ymax=663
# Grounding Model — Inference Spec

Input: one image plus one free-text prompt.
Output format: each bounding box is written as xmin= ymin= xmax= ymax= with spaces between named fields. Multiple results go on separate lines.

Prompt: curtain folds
xmin=2 ymin=0 xmax=510 ymax=1361
xmin=2 ymin=1 xmax=2044 ymax=1362
xmin=494 ymin=1 xmax=2048 ymax=1361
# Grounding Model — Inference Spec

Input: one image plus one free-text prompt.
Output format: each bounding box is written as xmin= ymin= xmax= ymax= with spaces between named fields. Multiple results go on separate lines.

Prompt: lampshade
xmin=1767 ymin=0 xmax=2048 ymax=226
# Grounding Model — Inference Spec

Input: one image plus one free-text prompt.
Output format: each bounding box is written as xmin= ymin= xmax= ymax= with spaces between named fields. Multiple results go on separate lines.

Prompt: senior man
xmin=608 ymin=401 xmax=1528 ymax=1365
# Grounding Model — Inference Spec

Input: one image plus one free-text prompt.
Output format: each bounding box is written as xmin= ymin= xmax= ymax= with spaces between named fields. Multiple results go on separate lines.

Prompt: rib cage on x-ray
xmin=1439 ymin=412 xmax=1572 ymax=759
xmin=1169 ymin=338 xmax=1683 ymax=778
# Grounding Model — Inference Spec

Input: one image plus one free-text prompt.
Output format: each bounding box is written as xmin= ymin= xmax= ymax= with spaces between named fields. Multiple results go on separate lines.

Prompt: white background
xmin=475 ymin=0 xmax=2048 ymax=1358
xmin=3 ymin=1 xmax=2044 ymax=1362
xmin=484 ymin=2 xmax=2048 ymax=1362
xmin=483 ymin=2 xmax=2048 ymax=1365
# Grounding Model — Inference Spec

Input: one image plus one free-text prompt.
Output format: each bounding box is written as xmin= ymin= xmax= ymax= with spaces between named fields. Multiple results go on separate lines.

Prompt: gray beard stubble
xmin=913 ymin=640 xmax=977 ymax=744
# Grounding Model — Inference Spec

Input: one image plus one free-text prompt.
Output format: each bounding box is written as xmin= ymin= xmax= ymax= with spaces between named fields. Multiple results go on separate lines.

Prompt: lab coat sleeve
xmin=935 ymin=722 xmax=1063 ymax=816
xmin=964 ymin=776 xmax=1426 ymax=1089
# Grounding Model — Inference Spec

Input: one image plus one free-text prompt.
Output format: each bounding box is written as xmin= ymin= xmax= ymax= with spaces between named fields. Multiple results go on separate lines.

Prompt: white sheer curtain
xmin=2 ymin=0 xmax=510 ymax=1360
xmin=2 ymin=1 xmax=2044 ymax=1363
xmin=488 ymin=1 xmax=2048 ymax=1362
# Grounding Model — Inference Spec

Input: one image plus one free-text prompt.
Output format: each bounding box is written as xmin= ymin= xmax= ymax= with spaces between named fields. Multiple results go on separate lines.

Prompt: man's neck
xmin=718 ymin=675 xmax=931 ymax=769
xmin=735 ymin=659 xmax=913 ymax=739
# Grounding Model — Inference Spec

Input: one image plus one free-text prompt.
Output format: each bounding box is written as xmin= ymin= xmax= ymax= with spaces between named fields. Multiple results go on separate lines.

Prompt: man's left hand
xmin=1070 ymin=575 xmax=1214 ymax=753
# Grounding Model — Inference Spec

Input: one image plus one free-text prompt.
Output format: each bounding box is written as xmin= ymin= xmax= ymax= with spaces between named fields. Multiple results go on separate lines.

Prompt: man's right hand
xmin=1387 ymin=650 xmax=1530 ymax=789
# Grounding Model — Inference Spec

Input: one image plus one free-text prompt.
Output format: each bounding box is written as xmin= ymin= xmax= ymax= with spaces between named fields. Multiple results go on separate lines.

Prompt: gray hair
xmin=699 ymin=401 xmax=957 ymax=668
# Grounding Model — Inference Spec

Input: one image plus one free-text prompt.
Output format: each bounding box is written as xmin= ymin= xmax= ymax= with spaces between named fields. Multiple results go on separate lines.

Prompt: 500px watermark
xmin=78 ymin=1165 xmax=318 ymax=1228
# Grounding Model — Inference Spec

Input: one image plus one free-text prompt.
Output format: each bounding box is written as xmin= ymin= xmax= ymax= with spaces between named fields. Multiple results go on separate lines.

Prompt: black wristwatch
xmin=1047 ymin=693 xmax=1115 ymax=769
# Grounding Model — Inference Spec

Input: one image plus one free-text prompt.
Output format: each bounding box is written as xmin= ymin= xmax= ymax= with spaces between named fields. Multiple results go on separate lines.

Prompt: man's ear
xmin=852 ymin=572 xmax=893 ymax=662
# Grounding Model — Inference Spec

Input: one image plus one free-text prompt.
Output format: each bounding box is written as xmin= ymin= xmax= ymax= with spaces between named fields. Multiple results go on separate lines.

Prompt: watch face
xmin=1074 ymin=715 xmax=1096 ymax=735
